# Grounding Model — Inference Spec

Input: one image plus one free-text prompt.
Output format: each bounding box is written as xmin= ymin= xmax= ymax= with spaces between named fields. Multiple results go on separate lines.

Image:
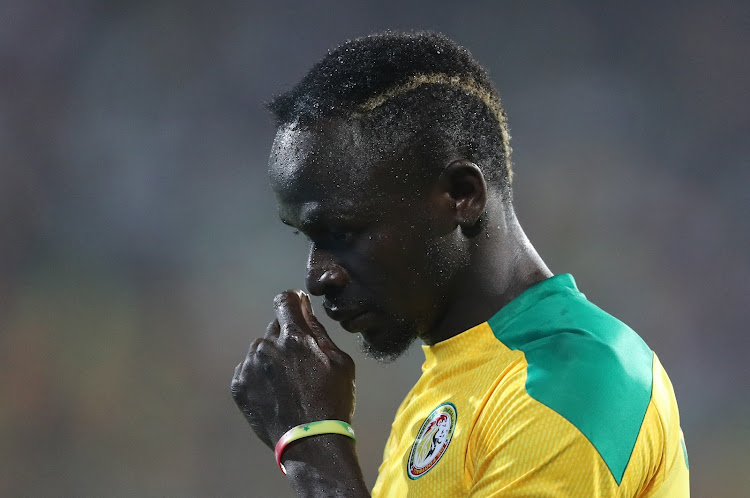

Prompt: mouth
xmin=324 ymin=303 xmax=373 ymax=333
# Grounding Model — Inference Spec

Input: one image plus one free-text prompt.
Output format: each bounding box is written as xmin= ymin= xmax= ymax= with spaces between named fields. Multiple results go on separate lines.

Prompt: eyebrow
xmin=279 ymin=210 xmax=321 ymax=230
xmin=280 ymin=204 xmax=360 ymax=231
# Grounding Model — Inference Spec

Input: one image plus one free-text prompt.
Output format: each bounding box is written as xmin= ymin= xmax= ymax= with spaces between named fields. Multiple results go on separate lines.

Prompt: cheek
xmin=371 ymin=229 xmax=428 ymax=275
xmin=424 ymin=230 xmax=468 ymax=285
xmin=343 ymin=230 xmax=419 ymax=295
xmin=363 ymin=228 xmax=458 ymax=303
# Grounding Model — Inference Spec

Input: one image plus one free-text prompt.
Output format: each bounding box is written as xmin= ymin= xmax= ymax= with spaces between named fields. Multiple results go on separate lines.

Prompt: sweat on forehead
xmin=268 ymin=119 xmax=419 ymax=205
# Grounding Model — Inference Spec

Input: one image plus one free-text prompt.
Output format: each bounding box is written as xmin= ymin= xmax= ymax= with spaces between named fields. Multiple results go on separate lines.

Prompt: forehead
xmin=269 ymin=119 xmax=373 ymax=192
xmin=268 ymin=119 xmax=414 ymax=225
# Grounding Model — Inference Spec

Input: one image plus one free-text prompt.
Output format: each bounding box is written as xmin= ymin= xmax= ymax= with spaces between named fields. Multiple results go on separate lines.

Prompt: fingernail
xmin=301 ymin=292 xmax=313 ymax=313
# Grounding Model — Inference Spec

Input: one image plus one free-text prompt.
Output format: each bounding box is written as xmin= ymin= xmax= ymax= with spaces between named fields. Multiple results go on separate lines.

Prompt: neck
xmin=423 ymin=203 xmax=552 ymax=345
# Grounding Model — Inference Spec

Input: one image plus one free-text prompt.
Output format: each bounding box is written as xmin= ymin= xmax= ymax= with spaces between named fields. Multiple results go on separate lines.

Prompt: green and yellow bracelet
xmin=274 ymin=420 xmax=357 ymax=474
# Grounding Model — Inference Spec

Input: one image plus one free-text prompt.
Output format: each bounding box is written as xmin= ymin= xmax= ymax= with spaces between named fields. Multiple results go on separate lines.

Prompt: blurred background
xmin=1 ymin=0 xmax=747 ymax=496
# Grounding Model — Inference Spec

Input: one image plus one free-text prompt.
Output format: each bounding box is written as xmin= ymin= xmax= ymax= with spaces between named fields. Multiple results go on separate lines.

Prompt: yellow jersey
xmin=372 ymin=274 xmax=689 ymax=497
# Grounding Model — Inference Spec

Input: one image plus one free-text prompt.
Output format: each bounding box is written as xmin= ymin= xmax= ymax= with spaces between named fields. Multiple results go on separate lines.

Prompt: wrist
xmin=283 ymin=435 xmax=369 ymax=497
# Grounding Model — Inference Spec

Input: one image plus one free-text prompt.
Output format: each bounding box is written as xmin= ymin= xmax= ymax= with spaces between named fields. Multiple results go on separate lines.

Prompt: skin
xmin=231 ymin=117 xmax=552 ymax=496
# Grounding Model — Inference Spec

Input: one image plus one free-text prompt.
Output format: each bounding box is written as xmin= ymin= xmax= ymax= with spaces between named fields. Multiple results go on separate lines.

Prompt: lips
xmin=323 ymin=302 xmax=371 ymax=332
xmin=324 ymin=304 xmax=365 ymax=323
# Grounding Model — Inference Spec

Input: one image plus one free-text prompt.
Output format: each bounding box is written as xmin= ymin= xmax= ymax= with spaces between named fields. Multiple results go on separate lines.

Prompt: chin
xmin=357 ymin=323 xmax=418 ymax=364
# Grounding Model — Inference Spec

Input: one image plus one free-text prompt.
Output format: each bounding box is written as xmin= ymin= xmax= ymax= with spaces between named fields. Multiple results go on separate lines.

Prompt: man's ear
xmin=438 ymin=160 xmax=488 ymax=236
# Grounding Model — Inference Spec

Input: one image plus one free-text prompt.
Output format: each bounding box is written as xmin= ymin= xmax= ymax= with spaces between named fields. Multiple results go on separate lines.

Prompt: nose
xmin=304 ymin=243 xmax=350 ymax=296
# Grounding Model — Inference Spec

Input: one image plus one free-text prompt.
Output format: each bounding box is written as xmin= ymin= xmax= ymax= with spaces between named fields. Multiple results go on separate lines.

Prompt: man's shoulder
xmin=488 ymin=283 xmax=654 ymax=485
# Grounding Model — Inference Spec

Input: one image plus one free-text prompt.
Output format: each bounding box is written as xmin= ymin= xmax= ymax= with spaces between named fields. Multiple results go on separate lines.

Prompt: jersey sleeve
xmin=639 ymin=354 xmax=690 ymax=497
xmin=466 ymin=365 xmax=623 ymax=497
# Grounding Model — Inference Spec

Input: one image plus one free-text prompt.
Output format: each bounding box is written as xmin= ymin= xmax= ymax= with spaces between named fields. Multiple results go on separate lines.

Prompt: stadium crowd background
xmin=1 ymin=1 xmax=747 ymax=496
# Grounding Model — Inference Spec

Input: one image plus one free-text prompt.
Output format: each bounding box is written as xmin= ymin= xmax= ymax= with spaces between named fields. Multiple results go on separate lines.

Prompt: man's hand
xmin=231 ymin=290 xmax=370 ymax=496
xmin=231 ymin=290 xmax=356 ymax=449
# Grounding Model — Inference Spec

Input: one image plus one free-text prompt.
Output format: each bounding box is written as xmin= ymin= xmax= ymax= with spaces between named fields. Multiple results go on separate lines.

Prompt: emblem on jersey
xmin=407 ymin=402 xmax=457 ymax=479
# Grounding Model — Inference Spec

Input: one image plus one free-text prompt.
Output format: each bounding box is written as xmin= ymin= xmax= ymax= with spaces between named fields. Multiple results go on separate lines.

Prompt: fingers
xmin=232 ymin=336 xmax=281 ymax=397
xmin=265 ymin=319 xmax=280 ymax=339
xmin=232 ymin=337 xmax=262 ymax=385
xmin=274 ymin=290 xmax=335 ymax=349
xmin=299 ymin=292 xmax=336 ymax=349
xmin=231 ymin=291 xmax=358 ymax=447
xmin=237 ymin=291 xmax=342 ymax=375
xmin=273 ymin=290 xmax=308 ymax=337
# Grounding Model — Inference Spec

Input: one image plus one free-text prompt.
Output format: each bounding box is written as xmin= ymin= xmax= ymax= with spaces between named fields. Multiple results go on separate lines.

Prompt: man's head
xmin=267 ymin=31 xmax=515 ymax=361
xmin=268 ymin=30 xmax=513 ymax=197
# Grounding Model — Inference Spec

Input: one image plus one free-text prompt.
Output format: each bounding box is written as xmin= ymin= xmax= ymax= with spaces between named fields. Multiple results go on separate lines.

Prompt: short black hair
xmin=267 ymin=31 xmax=513 ymax=198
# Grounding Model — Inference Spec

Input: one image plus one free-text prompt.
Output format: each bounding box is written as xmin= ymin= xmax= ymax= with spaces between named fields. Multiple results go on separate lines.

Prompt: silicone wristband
xmin=274 ymin=420 xmax=356 ymax=474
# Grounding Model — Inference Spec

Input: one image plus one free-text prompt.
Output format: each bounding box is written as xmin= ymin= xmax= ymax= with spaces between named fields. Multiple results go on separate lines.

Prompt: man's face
xmin=269 ymin=119 xmax=465 ymax=361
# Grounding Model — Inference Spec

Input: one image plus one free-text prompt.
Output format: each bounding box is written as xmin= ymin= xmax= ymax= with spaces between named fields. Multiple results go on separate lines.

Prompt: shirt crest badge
xmin=407 ymin=402 xmax=457 ymax=479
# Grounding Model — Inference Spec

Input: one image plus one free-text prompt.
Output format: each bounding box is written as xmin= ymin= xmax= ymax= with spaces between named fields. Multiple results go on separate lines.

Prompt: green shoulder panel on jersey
xmin=487 ymin=274 xmax=653 ymax=485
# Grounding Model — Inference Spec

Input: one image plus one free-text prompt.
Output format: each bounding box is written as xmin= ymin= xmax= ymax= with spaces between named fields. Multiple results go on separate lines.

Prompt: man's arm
xmin=230 ymin=290 xmax=370 ymax=497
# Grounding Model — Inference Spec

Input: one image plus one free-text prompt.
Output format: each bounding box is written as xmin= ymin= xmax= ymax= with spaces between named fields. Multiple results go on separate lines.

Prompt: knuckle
xmin=254 ymin=340 xmax=271 ymax=357
xmin=283 ymin=334 xmax=315 ymax=354
xmin=248 ymin=337 xmax=264 ymax=352
xmin=253 ymin=342 xmax=278 ymax=370
xmin=281 ymin=332 xmax=302 ymax=347
xmin=280 ymin=322 xmax=302 ymax=337
xmin=272 ymin=293 xmax=285 ymax=308
xmin=273 ymin=290 xmax=295 ymax=308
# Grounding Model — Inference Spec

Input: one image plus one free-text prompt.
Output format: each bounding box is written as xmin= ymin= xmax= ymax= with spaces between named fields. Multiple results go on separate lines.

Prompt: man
xmin=231 ymin=31 xmax=689 ymax=496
